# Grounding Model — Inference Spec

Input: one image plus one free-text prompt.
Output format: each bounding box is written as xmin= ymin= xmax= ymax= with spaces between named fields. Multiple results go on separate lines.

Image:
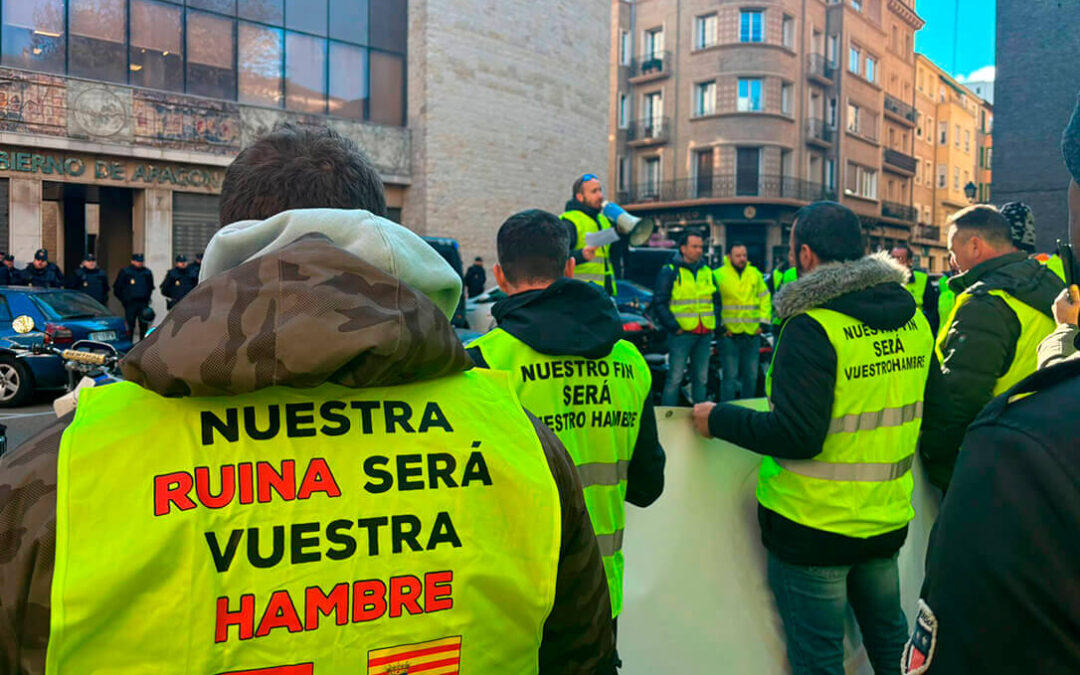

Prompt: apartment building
xmin=610 ymin=0 xmax=922 ymax=271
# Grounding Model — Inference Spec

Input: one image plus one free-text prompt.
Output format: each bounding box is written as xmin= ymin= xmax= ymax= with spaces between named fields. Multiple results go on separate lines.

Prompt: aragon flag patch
xmin=902 ymin=599 xmax=938 ymax=675
xmin=368 ymin=635 xmax=462 ymax=675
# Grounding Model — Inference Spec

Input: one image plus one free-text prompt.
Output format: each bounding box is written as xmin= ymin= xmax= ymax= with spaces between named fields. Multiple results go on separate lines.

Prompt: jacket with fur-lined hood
xmin=0 ymin=211 xmax=615 ymax=675
xmin=707 ymin=252 xmax=928 ymax=566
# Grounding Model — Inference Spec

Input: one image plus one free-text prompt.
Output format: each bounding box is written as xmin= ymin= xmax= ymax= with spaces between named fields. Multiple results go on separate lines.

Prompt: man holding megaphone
xmin=561 ymin=173 xmax=654 ymax=295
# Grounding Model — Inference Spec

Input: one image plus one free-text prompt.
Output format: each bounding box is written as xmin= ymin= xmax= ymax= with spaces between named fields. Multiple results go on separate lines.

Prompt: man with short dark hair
xmin=561 ymin=173 xmax=618 ymax=294
xmin=653 ymin=232 xmax=720 ymax=406
xmin=464 ymin=256 xmax=486 ymax=298
xmin=890 ymin=243 xmax=939 ymax=335
xmin=22 ymin=249 xmax=63 ymax=288
xmin=160 ymin=254 xmax=197 ymax=309
xmin=0 ymin=253 xmax=20 ymax=286
xmin=113 ymin=253 xmax=154 ymax=339
xmin=71 ymin=254 xmax=109 ymax=305
xmin=920 ymin=204 xmax=1063 ymax=491
xmin=714 ymin=242 xmax=770 ymax=400
xmin=0 ymin=128 xmax=616 ymax=675
xmin=692 ymin=201 xmax=934 ymax=675
xmin=467 ymin=209 xmax=664 ymax=664
xmin=189 ymin=251 xmax=203 ymax=280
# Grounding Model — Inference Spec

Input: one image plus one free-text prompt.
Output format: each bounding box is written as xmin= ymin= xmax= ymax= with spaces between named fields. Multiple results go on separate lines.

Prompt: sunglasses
xmin=580 ymin=173 xmax=600 ymax=183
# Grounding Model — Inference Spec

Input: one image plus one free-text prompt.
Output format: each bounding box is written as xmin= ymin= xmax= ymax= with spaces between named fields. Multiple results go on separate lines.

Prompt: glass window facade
xmin=0 ymin=0 xmax=406 ymax=126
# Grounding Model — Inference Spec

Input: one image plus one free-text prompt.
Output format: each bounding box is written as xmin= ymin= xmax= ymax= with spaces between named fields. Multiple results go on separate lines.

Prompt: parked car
xmin=613 ymin=279 xmax=654 ymax=314
xmin=0 ymin=287 xmax=131 ymax=407
xmin=464 ymin=286 xmax=506 ymax=334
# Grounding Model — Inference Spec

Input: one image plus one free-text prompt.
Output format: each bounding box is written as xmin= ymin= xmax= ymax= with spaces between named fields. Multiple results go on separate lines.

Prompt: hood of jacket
xmin=774 ymin=252 xmax=916 ymax=330
xmin=564 ymin=199 xmax=601 ymax=219
xmin=491 ymin=277 xmax=622 ymax=359
xmin=120 ymin=234 xmax=472 ymax=397
xmin=951 ymin=252 xmax=1062 ymax=319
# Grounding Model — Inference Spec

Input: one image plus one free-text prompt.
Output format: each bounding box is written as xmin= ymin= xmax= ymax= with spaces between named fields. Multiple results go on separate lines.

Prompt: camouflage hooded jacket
xmin=0 ymin=236 xmax=614 ymax=674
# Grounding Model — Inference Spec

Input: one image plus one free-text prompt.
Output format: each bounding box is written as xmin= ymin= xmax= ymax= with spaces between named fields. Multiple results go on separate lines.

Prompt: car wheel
xmin=0 ymin=357 xmax=33 ymax=408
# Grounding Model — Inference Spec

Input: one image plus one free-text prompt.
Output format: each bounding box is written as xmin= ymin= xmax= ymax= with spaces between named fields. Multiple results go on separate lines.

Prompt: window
xmin=781 ymin=84 xmax=793 ymax=115
xmin=369 ymin=50 xmax=405 ymax=126
xmin=643 ymin=157 xmax=661 ymax=197
xmin=617 ymin=156 xmax=628 ymax=191
xmin=187 ymin=10 xmax=236 ymax=100
xmin=130 ymin=0 xmax=183 ymax=93
xmin=954 ymin=167 xmax=960 ymax=189
xmin=986 ymin=148 xmax=992 ymax=170
xmin=865 ymin=55 xmax=877 ymax=83
xmin=924 ymin=160 xmax=932 ymax=184
xmin=937 ymin=164 xmax=947 ymax=188
xmin=852 ymin=0 xmax=863 ymax=10
xmin=828 ymin=97 xmax=837 ymax=126
xmin=827 ymin=34 xmax=838 ymax=64
xmin=694 ymin=81 xmax=716 ymax=117
xmin=189 ymin=0 xmax=235 ymax=12
xmin=782 ymin=15 xmax=794 ymax=48
xmin=927 ymin=116 xmax=934 ymax=138
xmin=846 ymin=162 xmax=877 ymax=199
xmin=939 ymin=121 xmax=947 ymax=145
xmin=620 ymin=30 xmax=631 ymax=65
xmin=891 ymin=26 xmax=898 ymax=51
xmin=847 ymin=102 xmax=860 ymax=133
xmin=737 ymin=78 xmax=762 ymax=112
xmin=239 ymin=22 xmax=283 ymax=107
xmin=239 ymin=0 xmax=284 ymax=25
xmin=825 ymin=158 xmax=836 ymax=191
xmin=644 ymin=27 xmax=664 ymax=57
xmin=923 ymin=206 xmax=932 ymax=224
xmin=329 ymin=42 xmax=367 ymax=120
xmin=286 ymin=0 xmax=327 ymax=36
xmin=695 ymin=14 xmax=717 ymax=50
xmin=849 ymin=45 xmax=861 ymax=75
xmin=618 ymin=93 xmax=628 ymax=128
xmin=954 ymin=124 xmax=961 ymax=148
xmin=915 ymin=166 xmax=921 ymax=185
xmin=964 ymin=130 xmax=971 ymax=153
xmin=740 ymin=10 xmax=763 ymax=43
xmin=329 ymin=0 xmax=369 ymax=43
xmin=69 ymin=0 xmax=126 ymax=83
xmin=369 ymin=0 xmax=406 ymax=53
xmin=696 ymin=149 xmax=714 ymax=196
xmin=285 ymin=31 xmax=326 ymax=113
xmin=1 ymin=0 xmax=66 ymax=74
xmin=644 ymin=91 xmax=663 ymax=124
xmin=916 ymin=113 xmax=923 ymax=138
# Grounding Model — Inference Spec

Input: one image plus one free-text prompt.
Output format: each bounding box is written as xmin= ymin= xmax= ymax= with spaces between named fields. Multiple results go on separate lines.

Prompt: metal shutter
xmin=172 ymin=192 xmax=220 ymax=259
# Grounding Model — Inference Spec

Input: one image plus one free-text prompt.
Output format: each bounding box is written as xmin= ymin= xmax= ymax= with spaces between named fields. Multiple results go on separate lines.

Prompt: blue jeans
xmin=720 ymin=333 xmax=760 ymax=401
xmin=662 ymin=332 xmax=712 ymax=405
xmin=767 ymin=552 xmax=908 ymax=675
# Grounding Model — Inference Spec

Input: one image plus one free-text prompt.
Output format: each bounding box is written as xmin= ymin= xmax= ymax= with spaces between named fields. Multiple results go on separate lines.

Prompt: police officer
xmin=160 ymin=254 xmax=197 ymax=309
xmin=114 ymin=253 xmax=154 ymax=339
xmin=22 ymin=249 xmax=63 ymax=288
xmin=0 ymin=254 xmax=19 ymax=285
xmin=189 ymin=251 xmax=203 ymax=280
xmin=693 ymin=202 xmax=933 ymax=675
xmin=71 ymin=254 xmax=109 ymax=305
xmin=467 ymin=209 xmax=664 ymax=658
xmin=561 ymin=173 xmax=618 ymax=294
xmin=890 ymin=244 xmax=939 ymax=335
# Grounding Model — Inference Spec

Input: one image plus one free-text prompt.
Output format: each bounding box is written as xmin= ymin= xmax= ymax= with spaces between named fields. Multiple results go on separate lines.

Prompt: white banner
xmin=619 ymin=403 xmax=940 ymax=674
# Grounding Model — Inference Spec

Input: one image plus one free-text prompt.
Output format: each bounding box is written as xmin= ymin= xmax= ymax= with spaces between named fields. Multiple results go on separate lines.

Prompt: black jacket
xmin=71 ymin=267 xmax=109 ymax=305
xmin=921 ymin=252 xmax=1063 ymax=491
xmin=22 ymin=264 xmax=62 ymax=288
xmin=652 ymin=254 xmax=723 ymax=335
xmin=707 ymin=253 xmax=925 ymax=566
xmin=0 ymin=264 xmax=21 ymax=286
xmin=160 ymin=267 xmax=197 ymax=305
xmin=914 ymin=357 xmax=1080 ymax=674
xmin=913 ymin=269 xmax=941 ymax=337
xmin=467 ymin=278 xmax=666 ymax=508
xmin=113 ymin=265 xmax=154 ymax=304
xmin=464 ymin=264 xmax=486 ymax=298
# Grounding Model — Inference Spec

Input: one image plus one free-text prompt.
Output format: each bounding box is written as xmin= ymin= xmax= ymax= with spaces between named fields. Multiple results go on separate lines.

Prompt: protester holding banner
xmin=692 ymin=201 xmax=934 ymax=675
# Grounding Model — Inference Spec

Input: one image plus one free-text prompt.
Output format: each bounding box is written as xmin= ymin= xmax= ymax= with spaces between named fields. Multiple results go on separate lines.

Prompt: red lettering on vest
xmin=297 ymin=458 xmax=341 ymax=499
xmin=257 ymin=460 xmax=296 ymax=502
xmin=154 ymin=471 xmax=196 ymax=516
xmin=215 ymin=593 xmax=255 ymax=643
xmin=237 ymin=462 xmax=254 ymax=504
xmin=389 ymin=575 xmax=423 ymax=618
xmin=304 ymin=583 xmax=349 ymax=630
xmin=425 ymin=570 xmax=454 ymax=612
xmin=195 ymin=465 xmax=236 ymax=508
xmin=352 ymin=579 xmax=387 ymax=622
xmin=255 ymin=589 xmax=304 ymax=637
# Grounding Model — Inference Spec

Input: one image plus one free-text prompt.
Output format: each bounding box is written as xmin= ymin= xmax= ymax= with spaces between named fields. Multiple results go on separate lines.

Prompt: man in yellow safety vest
xmin=890 ymin=243 xmax=940 ymax=336
xmin=561 ymin=173 xmax=618 ymax=295
xmin=0 ymin=126 xmax=616 ymax=675
xmin=692 ymin=201 xmax=934 ymax=675
xmin=714 ymin=243 xmax=771 ymax=401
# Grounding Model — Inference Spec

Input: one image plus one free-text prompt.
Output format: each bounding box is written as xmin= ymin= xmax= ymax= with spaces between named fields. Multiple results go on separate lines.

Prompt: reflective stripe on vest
xmin=937 ymin=288 xmax=1057 ymax=396
xmin=467 ymin=328 xmax=652 ymax=617
xmin=760 ymin=307 xmax=933 ymax=538
xmin=667 ymin=264 xmax=717 ymax=331
xmin=47 ymin=372 xmax=560 ymax=674
xmin=715 ymin=263 xmax=771 ymax=334
xmin=562 ymin=209 xmax=617 ymax=294
xmin=905 ymin=270 xmax=928 ymax=310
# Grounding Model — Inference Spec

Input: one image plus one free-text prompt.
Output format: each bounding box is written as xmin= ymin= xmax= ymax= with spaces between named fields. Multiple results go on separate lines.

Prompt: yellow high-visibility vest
xmin=666 ymin=263 xmax=717 ymax=332
xmin=562 ymin=209 xmax=617 ymax=294
xmin=715 ymin=262 xmax=771 ymax=335
xmin=905 ymin=270 xmax=928 ymax=310
xmin=47 ymin=371 xmax=560 ymax=675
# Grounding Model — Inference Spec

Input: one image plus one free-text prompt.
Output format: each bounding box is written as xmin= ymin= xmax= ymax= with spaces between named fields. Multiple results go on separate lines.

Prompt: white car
xmin=464 ymin=286 xmax=506 ymax=334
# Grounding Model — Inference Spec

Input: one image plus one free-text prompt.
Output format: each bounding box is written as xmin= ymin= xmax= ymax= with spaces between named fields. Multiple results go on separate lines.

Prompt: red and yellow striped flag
xmin=367 ymin=636 xmax=462 ymax=675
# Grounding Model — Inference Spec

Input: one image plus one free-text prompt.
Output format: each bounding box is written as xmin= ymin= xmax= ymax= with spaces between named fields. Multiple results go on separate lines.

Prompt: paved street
xmin=1 ymin=398 xmax=61 ymax=454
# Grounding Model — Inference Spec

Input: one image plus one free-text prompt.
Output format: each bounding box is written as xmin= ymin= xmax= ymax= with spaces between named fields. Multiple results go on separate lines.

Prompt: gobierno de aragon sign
xmin=0 ymin=148 xmax=223 ymax=191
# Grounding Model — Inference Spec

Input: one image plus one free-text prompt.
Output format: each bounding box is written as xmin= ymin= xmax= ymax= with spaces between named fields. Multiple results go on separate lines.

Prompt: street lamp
xmin=964 ymin=181 xmax=978 ymax=202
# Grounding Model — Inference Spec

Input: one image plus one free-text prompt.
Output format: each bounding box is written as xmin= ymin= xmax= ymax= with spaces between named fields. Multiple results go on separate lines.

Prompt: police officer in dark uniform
xmin=0 ymin=254 xmax=20 ymax=285
xmin=23 ymin=249 xmax=63 ymax=288
xmin=114 ymin=253 xmax=154 ymax=339
xmin=71 ymin=254 xmax=109 ymax=306
xmin=189 ymin=251 xmax=202 ymax=280
xmin=160 ymin=254 xmax=197 ymax=310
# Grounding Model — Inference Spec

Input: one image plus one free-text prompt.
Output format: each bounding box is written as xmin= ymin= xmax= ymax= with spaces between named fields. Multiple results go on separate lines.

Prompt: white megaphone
xmin=602 ymin=200 xmax=655 ymax=247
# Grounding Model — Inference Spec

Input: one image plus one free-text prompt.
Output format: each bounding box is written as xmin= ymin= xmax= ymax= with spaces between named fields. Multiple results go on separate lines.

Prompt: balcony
xmin=626 ymin=117 xmax=671 ymax=146
xmin=883 ymin=148 xmax=918 ymax=175
xmin=883 ymin=93 xmax=917 ymax=127
xmin=806 ymin=54 xmax=836 ymax=84
xmin=806 ymin=118 xmax=835 ymax=147
xmin=624 ymin=174 xmax=834 ymax=204
xmin=881 ymin=200 xmax=918 ymax=222
xmin=629 ymin=51 xmax=672 ymax=83
xmin=913 ymin=224 xmax=941 ymax=242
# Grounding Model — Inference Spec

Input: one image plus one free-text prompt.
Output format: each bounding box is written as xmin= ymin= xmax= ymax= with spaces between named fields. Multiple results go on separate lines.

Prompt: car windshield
xmin=31 ymin=292 xmax=112 ymax=320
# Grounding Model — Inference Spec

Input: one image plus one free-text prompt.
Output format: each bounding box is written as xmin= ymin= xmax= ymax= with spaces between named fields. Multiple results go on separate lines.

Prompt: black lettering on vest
xmin=418 ymin=402 xmax=453 ymax=433
xmin=427 ymin=511 xmax=462 ymax=550
xmin=247 ymin=525 xmax=284 ymax=568
xmin=205 ymin=529 xmax=243 ymax=572
xmin=325 ymin=519 xmax=357 ymax=560
xmin=357 ymin=516 xmax=388 ymax=555
xmin=363 ymin=456 xmax=392 ymax=494
xmin=202 ymin=409 xmax=238 ymax=445
xmin=392 ymin=515 xmax=423 ymax=553
xmin=521 ymin=364 xmax=536 ymax=382
xmin=244 ymin=405 xmax=279 ymax=441
xmin=351 ymin=401 xmax=379 ymax=433
xmin=320 ymin=401 xmax=350 ymax=436
xmin=427 ymin=453 xmax=458 ymax=488
xmin=384 ymin=401 xmax=414 ymax=433
xmin=461 ymin=445 xmax=493 ymax=487
xmin=291 ymin=522 xmax=321 ymax=564
xmin=396 ymin=454 xmax=424 ymax=491
xmin=285 ymin=402 xmax=316 ymax=437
